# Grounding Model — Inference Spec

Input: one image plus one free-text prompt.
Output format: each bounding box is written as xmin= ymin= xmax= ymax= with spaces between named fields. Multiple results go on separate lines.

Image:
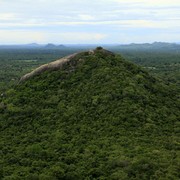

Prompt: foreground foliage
xmin=0 ymin=49 xmax=180 ymax=179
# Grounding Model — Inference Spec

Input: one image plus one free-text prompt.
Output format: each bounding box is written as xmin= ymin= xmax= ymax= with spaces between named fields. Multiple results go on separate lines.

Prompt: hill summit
xmin=19 ymin=47 xmax=114 ymax=82
xmin=0 ymin=48 xmax=179 ymax=179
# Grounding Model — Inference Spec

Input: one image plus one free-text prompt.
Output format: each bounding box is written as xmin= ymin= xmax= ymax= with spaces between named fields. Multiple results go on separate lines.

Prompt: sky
xmin=0 ymin=0 xmax=180 ymax=44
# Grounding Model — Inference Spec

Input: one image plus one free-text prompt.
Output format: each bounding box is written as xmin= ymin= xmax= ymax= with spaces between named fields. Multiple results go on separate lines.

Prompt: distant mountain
xmin=44 ymin=43 xmax=66 ymax=49
xmin=26 ymin=43 xmax=40 ymax=47
xmin=116 ymin=42 xmax=180 ymax=52
xmin=58 ymin=44 xmax=66 ymax=48
xmin=44 ymin=43 xmax=57 ymax=48
xmin=0 ymin=42 xmax=179 ymax=51
xmin=1 ymin=47 xmax=179 ymax=179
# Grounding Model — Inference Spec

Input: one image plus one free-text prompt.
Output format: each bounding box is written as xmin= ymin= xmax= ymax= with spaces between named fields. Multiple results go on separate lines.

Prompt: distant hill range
xmin=115 ymin=42 xmax=180 ymax=51
xmin=0 ymin=43 xmax=66 ymax=49
xmin=44 ymin=43 xmax=66 ymax=49
xmin=0 ymin=42 xmax=180 ymax=51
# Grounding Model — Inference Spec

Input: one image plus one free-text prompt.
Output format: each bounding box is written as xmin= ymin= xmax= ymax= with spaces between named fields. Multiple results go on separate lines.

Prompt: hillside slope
xmin=0 ymin=48 xmax=179 ymax=179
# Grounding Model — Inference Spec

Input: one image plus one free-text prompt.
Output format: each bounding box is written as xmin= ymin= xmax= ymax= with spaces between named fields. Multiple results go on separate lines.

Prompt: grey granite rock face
xmin=19 ymin=53 xmax=78 ymax=83
xmin=19 ymin=48 xmax=115 ymax=83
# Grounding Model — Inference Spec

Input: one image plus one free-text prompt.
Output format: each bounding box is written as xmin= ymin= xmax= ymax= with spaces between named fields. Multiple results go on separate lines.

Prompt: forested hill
xmin=0 ymin=47 xmax=179 ymax=179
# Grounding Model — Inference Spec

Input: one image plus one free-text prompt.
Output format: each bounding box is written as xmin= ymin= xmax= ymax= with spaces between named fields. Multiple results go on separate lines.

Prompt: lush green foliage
xmin=115 ymin=51 xmax=180 ymax=86
xmin=0 ymin=45 xmax=180 ymax=93
xmin=0 ymin=48 xmax=81 ymax=91
xmin=0 ymin=49 xmax=179 ymax=179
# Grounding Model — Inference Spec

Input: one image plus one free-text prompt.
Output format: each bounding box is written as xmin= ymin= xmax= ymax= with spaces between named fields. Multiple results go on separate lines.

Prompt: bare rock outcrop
xmin=19 ymin=48 xmax=115 ymax=83
xmin=19 ymin=53 xmax=78 ymax=83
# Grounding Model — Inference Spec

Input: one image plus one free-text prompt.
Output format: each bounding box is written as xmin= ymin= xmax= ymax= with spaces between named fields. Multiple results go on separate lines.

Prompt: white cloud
xmin=0 ymin=30 xmax=44 ymax=44
xmin=1 ymin=19 xmax=180 ymax=30
xmin=112 ymin=0 xmax=180 ymax=6
xmin=0 ymin=13 xmax=16 ymax=20
xmin=115 ymin=31 xmax=180 ymax=44
xmin=53 ymin=32 xmax=107 ymax=42
xmin=0 ymin=0 xmax=179 ymax=43
xmin=0 ymin=30 xmax=107 ymax=44
xmin=78 ymin=14 xmax=95 ymax=21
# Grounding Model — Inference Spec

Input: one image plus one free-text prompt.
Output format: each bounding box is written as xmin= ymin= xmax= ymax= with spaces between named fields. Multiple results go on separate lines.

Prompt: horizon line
xmin=0 ymin=41 xmax=180 ymax=46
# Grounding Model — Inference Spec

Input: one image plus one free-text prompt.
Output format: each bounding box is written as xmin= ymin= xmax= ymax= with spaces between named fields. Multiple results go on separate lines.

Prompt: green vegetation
xmin=0 ymin=48 xmax=80 ymax=91
xmin=110 ymin=44 xmax=180 ymax=87
xmin=0 ymin=49 xmax=179 ymax=179
xmin=0 ymin=44 xmax=180 ymax=92
xmin=115 ymin=50 xmax=180 ymax=86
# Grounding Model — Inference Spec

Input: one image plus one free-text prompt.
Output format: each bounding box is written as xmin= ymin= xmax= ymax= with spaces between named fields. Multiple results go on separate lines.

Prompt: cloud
xmin=112 ymin=0 xmax=180 ymax=6
xmin=78 ymin=14 xmax=95 ymax=21
xmin=0 ymin=30 xmax=44 ymax=44
xmin=0 ymin=13 xmax=16 ymax=20
xmin=1 ymin=19 xmax=180 ymax=30
xmin=0 ymin=0 xmax=179 ymax=43
xmin=52 ymin=32 xmax=107 ymax=42
xmin=0 ymin=30 xmax=107 ymax=44
xmin=114 ymin=31 xmax=180 ymax=44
